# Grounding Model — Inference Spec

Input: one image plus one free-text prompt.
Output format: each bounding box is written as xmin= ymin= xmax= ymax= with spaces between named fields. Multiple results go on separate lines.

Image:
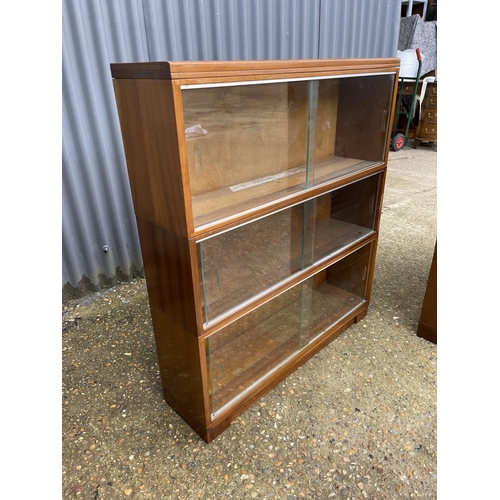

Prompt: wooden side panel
xmin=136 ymin=217 xmax=200 ymax=335
xmin=150 ymin=305 xmax=209 ymax=439
xmin=112 ymin=79 xmax=191 ymax=237
xmin=417 ymin=243 xmax=437 ymax=344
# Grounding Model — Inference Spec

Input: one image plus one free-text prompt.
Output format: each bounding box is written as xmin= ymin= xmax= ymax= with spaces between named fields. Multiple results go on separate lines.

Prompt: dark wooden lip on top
xmin=110 ymin=58 xmax=401 ymax=81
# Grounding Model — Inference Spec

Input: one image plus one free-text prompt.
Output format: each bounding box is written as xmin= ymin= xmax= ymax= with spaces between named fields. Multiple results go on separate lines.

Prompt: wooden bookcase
xmin=111 ymin=59 xmax=400 ymax=442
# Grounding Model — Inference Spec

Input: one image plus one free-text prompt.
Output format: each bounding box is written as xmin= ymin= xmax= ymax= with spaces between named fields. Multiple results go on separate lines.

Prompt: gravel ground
xmin=62 ymin=145 xmax=437 ymax=499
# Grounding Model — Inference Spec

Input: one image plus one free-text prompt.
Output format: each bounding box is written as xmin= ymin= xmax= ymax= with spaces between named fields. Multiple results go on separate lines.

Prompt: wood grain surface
xmin=110 ymin=58 xmax=399 ymax=442
xmin=113 ymin=79 xmax=192 ymax=236
xmin=111 ymin=58 xmax=400 ymax=82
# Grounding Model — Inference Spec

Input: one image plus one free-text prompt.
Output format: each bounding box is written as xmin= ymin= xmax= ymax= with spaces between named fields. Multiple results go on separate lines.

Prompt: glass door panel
xmin=198 ymin=206 xmax=305 ymax=324
xmin=206 ymin=242 xmax=373 ymax=416
xmin=182 ymin=81 xmax=311 ymax=228
xmin=182 ymin=74 xmax=394 ymax=229
xmin=310 ymin=74 xmax=395 ymax=187
xmin=312 ymin=173 xmax=381 ymax=262
xmin=198 ymin=173 xmax=381 ymax=325
xmin=301 ymin=243 xmax=372 ymax=344
xmin=206 ymin=285 xmax=303 ymax=415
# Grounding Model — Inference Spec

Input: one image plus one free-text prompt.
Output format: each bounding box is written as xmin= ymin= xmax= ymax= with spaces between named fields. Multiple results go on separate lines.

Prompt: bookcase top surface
xmin=110 ymin=58 xmax=400 ymax=81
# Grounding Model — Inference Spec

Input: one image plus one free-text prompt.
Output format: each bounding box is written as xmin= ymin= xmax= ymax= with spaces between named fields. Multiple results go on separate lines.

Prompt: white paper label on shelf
xmin=229 ymin=167 xmax=306 ymax=192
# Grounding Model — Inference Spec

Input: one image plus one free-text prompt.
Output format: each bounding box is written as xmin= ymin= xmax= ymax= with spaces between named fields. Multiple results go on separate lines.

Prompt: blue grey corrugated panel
xmin=62 ymin=0 xmax=401 ymax=299
xmin=319 ymin=0 xmax=401 ymax=58
xmin=62 ymin=0 xmax=149 ymax=297
xmin=143 ymin=0 xmax=321 ymax=60
xmin=144 ymin=0 xmax=399 ymax=61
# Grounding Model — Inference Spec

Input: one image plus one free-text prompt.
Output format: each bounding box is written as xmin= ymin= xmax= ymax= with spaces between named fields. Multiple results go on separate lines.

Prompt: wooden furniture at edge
xmin=111 ymin=59 xmax=400 ymax=442
xmin=413 ymin=80 xmax=437 ymax=148
xmin=393 ymin=78 xmax=437 ymax=147
xmin=417 ymin=242 xmax=437 ymax=343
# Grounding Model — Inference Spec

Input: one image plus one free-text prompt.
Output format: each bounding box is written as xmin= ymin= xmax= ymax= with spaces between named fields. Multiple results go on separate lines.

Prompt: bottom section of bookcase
xmin=153 ymin=241 xmax=375 ymax=443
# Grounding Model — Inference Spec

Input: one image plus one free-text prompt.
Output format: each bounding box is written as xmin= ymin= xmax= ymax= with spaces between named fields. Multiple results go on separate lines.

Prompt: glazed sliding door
xmin=205 ymin=242 xmax=373 ymax=417
xmin=181 ymin=73 xmax=394 ymax=230
xmin=198 ymin=173 xmax=382 ymax=326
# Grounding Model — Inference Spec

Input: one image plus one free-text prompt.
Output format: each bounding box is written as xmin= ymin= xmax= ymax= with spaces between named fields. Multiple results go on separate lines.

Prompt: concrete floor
xmin=62 ymin=143 xmax=437 ymax=499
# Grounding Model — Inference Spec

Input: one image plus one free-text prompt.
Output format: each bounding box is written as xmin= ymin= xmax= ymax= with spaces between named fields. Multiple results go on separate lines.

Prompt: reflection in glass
xmin=205 ymin=242 xmax=372 ymax=416
xmin=198 ymin=174 xmax=381 ymax=325
xmin=182 ymin=74 xmax=394 ymax=229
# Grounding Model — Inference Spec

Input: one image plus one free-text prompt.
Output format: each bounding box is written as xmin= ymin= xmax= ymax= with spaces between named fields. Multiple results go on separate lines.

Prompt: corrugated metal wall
xmin=62 ymin=0 xmax=401 ymax=300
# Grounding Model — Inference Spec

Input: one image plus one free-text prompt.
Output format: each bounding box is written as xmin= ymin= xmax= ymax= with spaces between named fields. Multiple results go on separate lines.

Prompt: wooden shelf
xmin=201 ymin=217 xmax=374 ymax=323
xmin=207 ymin=281 xmax=364 ymax=414
xmin=192 ymin=156 xmax=376 ymax=229
xmin=313 ymin=218 xmax=373 ymax=262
